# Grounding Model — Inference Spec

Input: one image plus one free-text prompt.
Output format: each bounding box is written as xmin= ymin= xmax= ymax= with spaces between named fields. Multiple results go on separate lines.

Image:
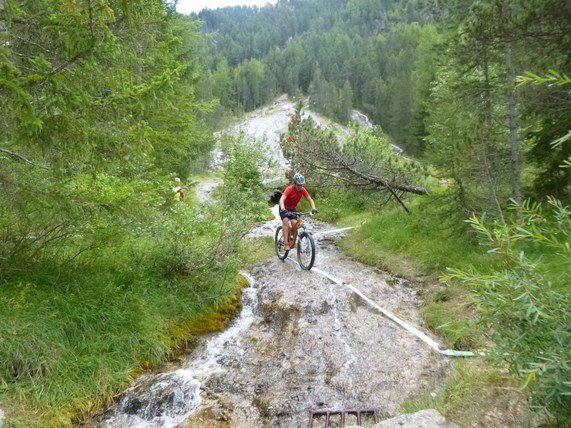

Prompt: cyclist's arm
xmin=279 ymin=193 xmax=287 ymax=211
xmin=304 ymin=194 xmax=317 ymax=212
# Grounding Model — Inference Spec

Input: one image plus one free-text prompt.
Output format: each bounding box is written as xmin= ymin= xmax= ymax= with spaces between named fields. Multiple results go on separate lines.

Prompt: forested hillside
xmin=1 ymin=0 xmax=569 ymax=426
xmin=197 ymin=0 xmax=570 ymax=210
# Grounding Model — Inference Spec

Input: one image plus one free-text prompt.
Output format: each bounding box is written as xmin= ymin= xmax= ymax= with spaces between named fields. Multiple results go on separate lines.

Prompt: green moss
xmin=166 ymin=279 xmax=244 ymax=355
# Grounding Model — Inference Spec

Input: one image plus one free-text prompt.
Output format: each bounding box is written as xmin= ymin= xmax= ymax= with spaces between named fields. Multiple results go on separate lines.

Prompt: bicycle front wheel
xmin=297 ymin=232 xmax=316 ymax=270
xmin=274 ymin=226 xmax=289 ymax=261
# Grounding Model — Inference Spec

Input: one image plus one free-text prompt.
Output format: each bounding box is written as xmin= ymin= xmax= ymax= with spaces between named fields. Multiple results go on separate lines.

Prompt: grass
xmin=0 ymin=258 xmax=244 ymax=427
xmin=401 ymin=360 xmax=528 ymax=426
xmin=350 ymin=205 xmax=489 ymax=273
xmin=420 ymin=286 xmax=482 ymax=350
xmin=315 ymin=187 xmax=492 ymax=275
xmin=241 ymin=236 xmax=276 ymax=269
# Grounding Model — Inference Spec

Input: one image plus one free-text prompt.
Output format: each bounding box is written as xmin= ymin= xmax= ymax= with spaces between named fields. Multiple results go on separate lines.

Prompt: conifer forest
xmin=0 ymin=0 xmax=569 ymax=426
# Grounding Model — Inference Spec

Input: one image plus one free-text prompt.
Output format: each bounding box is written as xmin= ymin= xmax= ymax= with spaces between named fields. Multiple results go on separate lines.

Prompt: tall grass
xmin=0 ymin=219 xmax=246 ymax=426
xmin=402 ymin=361 xmax=524 ymax=426
xmin=317 ymin=188 xmax=492 ymax=274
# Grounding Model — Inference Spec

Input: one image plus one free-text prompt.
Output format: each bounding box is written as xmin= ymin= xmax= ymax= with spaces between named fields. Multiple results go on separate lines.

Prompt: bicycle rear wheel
xmin=274 ymin=226 xmax=289 ymax=260
xmin=297 ymin=232 xmax=315 ymax=270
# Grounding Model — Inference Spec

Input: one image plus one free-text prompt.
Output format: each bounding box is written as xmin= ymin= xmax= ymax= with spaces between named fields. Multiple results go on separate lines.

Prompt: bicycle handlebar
xmin=288 ymin=211 xmax=317 ymax=216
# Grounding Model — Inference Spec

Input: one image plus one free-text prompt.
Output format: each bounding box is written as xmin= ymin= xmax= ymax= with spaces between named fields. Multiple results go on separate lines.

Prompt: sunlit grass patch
xmin=355 ymin=207 xmax=489 ymax=273
xmin=402 ymin=360 xmax=534 ymax=427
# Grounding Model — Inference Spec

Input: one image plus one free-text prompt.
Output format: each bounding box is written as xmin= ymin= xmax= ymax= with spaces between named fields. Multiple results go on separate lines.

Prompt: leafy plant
xmin=217 ymin=133 xmax=269 ymax=224
xmin=516 ymin=70 xmax=571 ymax=87
xmin=444 ymin=197 xmax=571 ymax=423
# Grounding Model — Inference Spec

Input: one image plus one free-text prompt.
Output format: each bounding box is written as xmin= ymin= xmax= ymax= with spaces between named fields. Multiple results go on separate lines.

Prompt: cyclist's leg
xmin=282 ymin=217 xmax=291 ymax=249
xmin=287 ymin=214 xmax=300 ymax=247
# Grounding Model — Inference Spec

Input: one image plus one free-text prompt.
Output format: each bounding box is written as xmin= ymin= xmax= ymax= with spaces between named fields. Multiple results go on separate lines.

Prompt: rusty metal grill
xmin=308 ymin=409 xmax=378 ymax=427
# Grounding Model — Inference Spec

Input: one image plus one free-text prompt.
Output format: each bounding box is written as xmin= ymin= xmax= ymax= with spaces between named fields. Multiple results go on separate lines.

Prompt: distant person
xmin=279 ymin=173 xmax=317 ymax=250
xmin=171 ymin=177 xmax=185 ymax=202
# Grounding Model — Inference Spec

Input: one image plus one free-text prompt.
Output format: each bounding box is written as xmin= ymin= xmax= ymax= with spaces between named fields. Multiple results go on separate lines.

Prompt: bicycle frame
xmin=285 ymin=216 xmax=304 ymax=248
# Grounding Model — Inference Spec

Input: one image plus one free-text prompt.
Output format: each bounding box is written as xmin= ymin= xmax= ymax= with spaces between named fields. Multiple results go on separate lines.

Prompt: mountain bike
xmin=274 ymin=211 xmax=316 ymax=270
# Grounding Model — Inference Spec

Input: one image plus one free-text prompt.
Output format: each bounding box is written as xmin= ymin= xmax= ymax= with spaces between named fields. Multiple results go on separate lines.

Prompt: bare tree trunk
xmin=482 ymin=50 xmax=507 ymax=225
xmin=504 ymin=40 xmax=523 ymax=221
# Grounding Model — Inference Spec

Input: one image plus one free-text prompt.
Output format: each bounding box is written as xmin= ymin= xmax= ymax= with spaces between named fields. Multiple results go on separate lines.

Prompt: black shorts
xmin=279 ymin=210 xmax=299 ymax=221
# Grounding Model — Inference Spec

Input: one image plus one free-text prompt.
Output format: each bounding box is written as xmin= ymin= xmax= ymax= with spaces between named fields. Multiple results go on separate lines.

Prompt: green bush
xmin=445 ymin=197 xmax=571 ymax=423
xmin=217 ymin=134 xmax=270 ymax=223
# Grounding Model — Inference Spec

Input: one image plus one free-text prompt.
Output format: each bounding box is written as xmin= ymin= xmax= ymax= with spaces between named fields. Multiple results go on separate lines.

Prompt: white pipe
xmin=312 ymin=227 xmax=355 ymax=237
xmin=286 ymin=258 xmax=482 ymax=357
xmin=312 ymin=267 xmax=441 ymax=351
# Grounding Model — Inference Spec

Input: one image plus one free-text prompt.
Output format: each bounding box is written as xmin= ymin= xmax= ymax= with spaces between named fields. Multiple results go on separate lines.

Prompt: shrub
xmin=444 ymin=197 xmax=571 ymax=423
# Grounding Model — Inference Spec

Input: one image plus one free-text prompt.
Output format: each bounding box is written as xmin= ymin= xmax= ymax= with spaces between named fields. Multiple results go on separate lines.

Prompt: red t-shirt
xmin=282 ymin=184 xmax=309 ymax=210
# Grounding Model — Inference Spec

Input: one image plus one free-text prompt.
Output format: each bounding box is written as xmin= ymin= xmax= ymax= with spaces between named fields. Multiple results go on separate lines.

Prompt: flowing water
xmin=95 ymin=214 xmax=448 ymax=427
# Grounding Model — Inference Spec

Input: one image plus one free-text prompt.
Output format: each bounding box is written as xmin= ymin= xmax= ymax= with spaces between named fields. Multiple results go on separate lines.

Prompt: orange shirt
xmin=282 ymin=184 xmax=309 ymax=210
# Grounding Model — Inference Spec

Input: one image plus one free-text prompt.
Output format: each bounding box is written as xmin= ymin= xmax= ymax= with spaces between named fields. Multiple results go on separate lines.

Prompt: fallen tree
xmin=280 ymin=103 xmax=429 ymax=212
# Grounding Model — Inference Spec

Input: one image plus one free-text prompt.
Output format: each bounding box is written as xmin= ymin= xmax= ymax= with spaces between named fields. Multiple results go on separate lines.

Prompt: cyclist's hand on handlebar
xmin=311 ymin=209 xmax=319 ymax=215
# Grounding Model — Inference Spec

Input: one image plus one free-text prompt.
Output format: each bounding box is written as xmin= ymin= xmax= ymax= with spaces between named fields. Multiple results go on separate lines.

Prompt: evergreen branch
xmin=339 ymin=159 xmax=429 ymax=195
xmin=32 ymin=1 xmax=98 ymax=85
xmin=10 ymin=34 xmax=54 ymax=54
xmin=38 ymin=45 xmax=94 ymax=84
xmin=516 ymin=70 xmax=571 ymax=88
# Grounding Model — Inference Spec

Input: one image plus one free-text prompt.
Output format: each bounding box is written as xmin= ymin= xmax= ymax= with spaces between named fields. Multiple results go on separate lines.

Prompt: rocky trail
xmin=96 ymin=215 xmax=450 ymax=427
xmin=182 ymin=223 xmax=449 ymax=427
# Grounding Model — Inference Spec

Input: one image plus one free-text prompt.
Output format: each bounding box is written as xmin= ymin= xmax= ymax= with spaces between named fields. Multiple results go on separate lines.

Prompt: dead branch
xmin=0 ymin=147 xmax=48 ymax=169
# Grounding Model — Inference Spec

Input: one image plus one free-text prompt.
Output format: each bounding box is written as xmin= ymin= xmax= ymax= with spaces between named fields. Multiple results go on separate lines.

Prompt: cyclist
xmin=279 ymin=173 xmax=317 ymax=250
xmin=171 ymin=177 xmax=185 ymax=202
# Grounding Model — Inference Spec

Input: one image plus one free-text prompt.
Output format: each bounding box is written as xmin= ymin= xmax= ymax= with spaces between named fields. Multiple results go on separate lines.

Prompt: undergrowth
xmin=0 ymin=217 xmax=252 ymax=427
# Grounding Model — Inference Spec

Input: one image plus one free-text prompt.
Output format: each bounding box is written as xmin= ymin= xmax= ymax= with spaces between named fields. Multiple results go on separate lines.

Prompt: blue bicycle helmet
xmin=293 ymin=173 xmax=305 ymax=185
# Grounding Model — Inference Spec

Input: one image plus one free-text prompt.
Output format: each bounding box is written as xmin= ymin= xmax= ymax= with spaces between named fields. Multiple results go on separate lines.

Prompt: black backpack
xmin=269 ymin=190 xmax=282 ymax=205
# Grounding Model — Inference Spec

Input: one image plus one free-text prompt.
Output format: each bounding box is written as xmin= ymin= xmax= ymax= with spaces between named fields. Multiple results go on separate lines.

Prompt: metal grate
xmin=308 ymin=409 xmax=378 ymax=427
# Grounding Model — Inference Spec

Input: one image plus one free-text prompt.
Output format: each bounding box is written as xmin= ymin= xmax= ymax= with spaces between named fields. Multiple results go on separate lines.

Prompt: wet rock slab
xmin=95 ymin=219 xmax=449 ymax=428
xmin=184 ymin=228 xmax=448 ymax=427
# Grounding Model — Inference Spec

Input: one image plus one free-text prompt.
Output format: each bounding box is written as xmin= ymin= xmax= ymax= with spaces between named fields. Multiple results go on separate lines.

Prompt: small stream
xmin=95 ymin=214 xmax=448 ymax=427
xmin=99 ymin=278 xmax=259 ymax=427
